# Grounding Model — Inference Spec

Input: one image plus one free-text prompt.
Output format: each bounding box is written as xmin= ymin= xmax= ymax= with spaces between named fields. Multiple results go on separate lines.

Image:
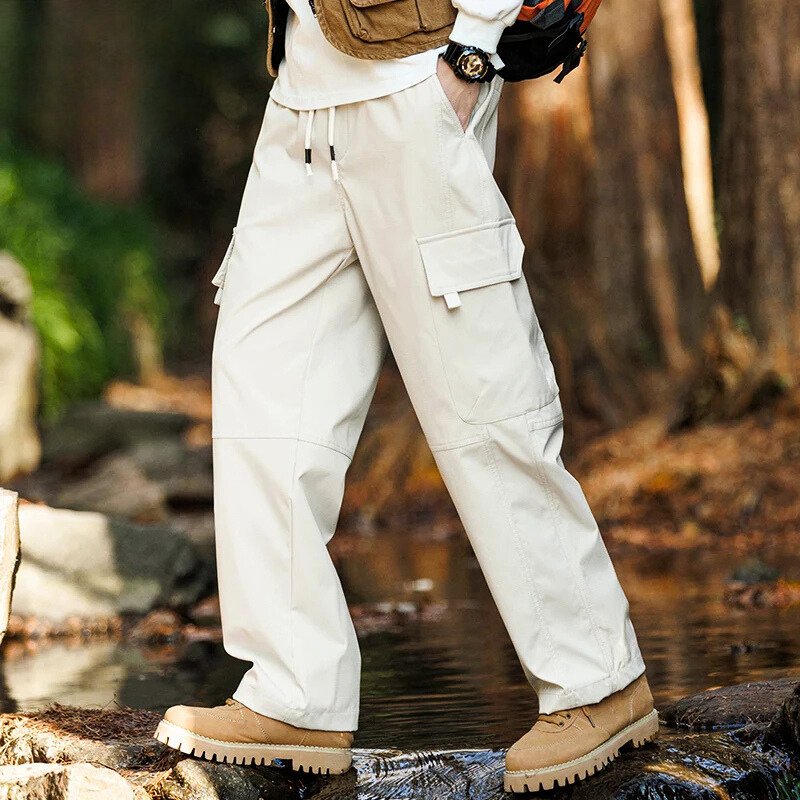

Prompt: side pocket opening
xmin=212 ymin=228 xmax=237 ymax=306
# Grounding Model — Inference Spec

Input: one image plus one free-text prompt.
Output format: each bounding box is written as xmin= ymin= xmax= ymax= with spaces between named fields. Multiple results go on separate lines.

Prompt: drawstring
xmin=304 ymin=108 xmax=315 ymax=176
xmin=304 ymin=107 xmax=339 ymax=182
xmin=327 ymin=106 xmax=339 ymax=182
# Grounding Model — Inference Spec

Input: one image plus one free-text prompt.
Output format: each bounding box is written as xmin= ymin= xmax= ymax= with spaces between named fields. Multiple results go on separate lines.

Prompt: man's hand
xmin=436 ymin=58 xmax=481 ymax=132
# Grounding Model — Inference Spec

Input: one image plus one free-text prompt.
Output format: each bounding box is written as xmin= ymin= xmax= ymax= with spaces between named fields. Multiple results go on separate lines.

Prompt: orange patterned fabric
xmin=517 ymin=0 xmax=603 ymax=32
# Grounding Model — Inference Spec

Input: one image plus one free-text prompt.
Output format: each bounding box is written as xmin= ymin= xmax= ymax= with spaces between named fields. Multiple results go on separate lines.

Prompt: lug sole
xmin=503 ymin=709 xmax=660 ymax=793
xmin=154 ymin=719 xmax=352 ymax=775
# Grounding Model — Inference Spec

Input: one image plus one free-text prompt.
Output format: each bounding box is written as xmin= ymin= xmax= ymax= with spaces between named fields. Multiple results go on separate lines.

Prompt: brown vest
xmin=265 ymin=0 xmax=456 ymax=77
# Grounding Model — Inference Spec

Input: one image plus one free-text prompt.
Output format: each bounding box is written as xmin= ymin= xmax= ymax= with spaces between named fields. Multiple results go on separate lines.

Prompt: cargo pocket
xmin=211 ymin=229 xmax=236 ymax=306
xmin=418 ymin=218 xmax=558 ymax=424
xmin=342 ymin=0 xmax=423 ymax=42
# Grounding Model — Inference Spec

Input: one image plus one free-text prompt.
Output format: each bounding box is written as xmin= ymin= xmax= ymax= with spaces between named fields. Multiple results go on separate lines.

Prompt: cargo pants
xmin=211 ymin=73 xmax=645 ymax=731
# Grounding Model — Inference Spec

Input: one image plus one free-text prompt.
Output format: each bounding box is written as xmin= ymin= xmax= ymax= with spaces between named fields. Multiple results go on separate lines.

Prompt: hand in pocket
xmin=436 ymin=58 xmax=481 ymax=131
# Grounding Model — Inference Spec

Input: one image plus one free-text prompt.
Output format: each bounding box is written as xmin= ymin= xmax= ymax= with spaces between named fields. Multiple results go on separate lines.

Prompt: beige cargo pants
xmin=211 ymin=72 xmax=645 ymax=732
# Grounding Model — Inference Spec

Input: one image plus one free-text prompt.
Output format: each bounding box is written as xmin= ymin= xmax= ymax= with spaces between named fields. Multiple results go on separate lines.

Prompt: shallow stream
xmin=3 ymin=534 xmax=799 ymax=752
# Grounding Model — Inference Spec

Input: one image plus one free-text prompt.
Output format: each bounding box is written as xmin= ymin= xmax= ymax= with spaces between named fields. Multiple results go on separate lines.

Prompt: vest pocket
xmin=342 ymin=0 xmax=423 ymax=42
xmin=417 ymin=218 xmax=558 ymax=424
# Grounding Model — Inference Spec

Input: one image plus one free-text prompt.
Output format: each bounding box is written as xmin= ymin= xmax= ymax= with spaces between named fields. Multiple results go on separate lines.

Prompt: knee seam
xmin=212 ymin=434 xmax=353 ymax=460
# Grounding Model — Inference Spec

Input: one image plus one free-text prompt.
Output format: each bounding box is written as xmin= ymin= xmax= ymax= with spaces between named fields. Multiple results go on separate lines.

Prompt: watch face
xmin=457 ymin=51 xmax=488 ymax=80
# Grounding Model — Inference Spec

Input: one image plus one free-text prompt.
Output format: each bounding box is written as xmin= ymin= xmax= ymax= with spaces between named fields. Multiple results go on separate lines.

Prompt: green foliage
xmin=0 ymin=137 xmax=164 ymax=418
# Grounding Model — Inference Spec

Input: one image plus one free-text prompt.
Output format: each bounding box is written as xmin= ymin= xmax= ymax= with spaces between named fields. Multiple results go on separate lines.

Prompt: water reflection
xmin=2 ymin=531 xmax=799 ymax=751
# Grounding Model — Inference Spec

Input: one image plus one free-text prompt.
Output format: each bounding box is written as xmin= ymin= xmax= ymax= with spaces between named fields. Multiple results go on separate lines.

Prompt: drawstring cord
xmin=304 ymin=107 xmax=339 ymax=182
xmin=304 ymin=108 xmax=315 ymax=176
xmin=327 ymin=106 xmax=339 ymax=182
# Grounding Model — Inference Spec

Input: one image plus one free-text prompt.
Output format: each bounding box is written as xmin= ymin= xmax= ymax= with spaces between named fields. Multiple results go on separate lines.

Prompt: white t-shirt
xmin=269 ymin=0 xmax=445 ymax=111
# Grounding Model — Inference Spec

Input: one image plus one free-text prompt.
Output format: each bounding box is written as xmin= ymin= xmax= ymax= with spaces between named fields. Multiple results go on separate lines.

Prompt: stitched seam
xmin=428 ymin=433 xmax=489 ymax=453
xmin=159 ymin=722 xmax=349 ymax=752
xmin=527 ymin=414 xmax=563 ymax=432
xmin=417 ymin=216 xmax=517 ymax=245
xmin=428 ymin=76 xmax=455 ymax=229
xmin=529 ymin=427 xmax=615 ymax=678
xmin=212 ymin=435 xmax=353 ymax=460
xmin=288 ymin=273 xmax=334 ymax=712
xmin=425 ymin=267 xmax=521 ymax=297
xmin=537 ymin=670 xmax=633 ymax=700
xmin=482 ymin=436 xmax=563 ymax=690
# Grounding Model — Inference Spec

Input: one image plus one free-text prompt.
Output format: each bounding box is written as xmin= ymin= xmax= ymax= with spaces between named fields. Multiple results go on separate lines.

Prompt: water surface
xmin=3 ymin=532 xmax=799 ymax=750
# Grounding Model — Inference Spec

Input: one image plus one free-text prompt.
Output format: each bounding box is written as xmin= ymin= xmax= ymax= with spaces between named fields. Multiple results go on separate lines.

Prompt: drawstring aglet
xmin=330 ymin=145 xmax=339 ymax=182
xmin=305 ymin=149 xmax=313 ymax=176
xmin=327 ymin=106 xmax=340 ymax=182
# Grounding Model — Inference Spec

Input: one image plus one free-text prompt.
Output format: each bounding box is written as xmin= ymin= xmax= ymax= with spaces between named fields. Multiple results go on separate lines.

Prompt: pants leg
xmin=335 ymin=74 xmax=645 ymax=713
xmin=211 ymin=98 xmax=386 ymax=731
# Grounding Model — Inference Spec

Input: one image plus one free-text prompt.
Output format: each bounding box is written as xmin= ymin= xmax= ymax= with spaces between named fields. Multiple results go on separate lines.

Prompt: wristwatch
xmin=440 ymin=41 xmax=496 ymax=83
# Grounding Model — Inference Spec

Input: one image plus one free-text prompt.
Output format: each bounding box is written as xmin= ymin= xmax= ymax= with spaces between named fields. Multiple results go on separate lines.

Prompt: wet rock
xmin=126 ymin=441 xmax=214 ymax=507
xmin=12 ymin=504 xmax=212 ymax=622
xmin=725 ymin=579 xmax=800 ymax=609
xmin=154 ymin=758 xmax=311 ymax=800
xmin=0 ymin=253 xmax=40 ymax=483
xmin=730 ymin=558 xmax=780 ymax=584
xmin=54 ymin=454 xmax=168 ymax=522
xmin=661 ymin=678 xmax=800 ymax=731
xmin=2 ymin=679 xmax=800 ymax=799
xmin=129 ymin=610 xmax=184 ymax=643
xmin=41 ymin=403 xmax=192 ymax=470
xmin=766 ymin=682 xmax=800 ymax=752
xmin=0 ymin=762 xmax=137 ymax=799
xmin=186 ymin=596 xmax=221 ymax=626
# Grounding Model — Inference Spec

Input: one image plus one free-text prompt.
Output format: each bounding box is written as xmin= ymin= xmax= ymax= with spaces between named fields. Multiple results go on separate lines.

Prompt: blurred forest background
xmin=1 ymin=0 xmax=799 ymax=515
xmin=0 ymin=0 xmax=799 ymax=749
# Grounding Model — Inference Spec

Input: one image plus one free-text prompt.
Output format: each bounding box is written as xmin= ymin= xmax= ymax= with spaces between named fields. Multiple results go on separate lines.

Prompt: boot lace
xmin=537 ymin=707 xmax=595 ymax=729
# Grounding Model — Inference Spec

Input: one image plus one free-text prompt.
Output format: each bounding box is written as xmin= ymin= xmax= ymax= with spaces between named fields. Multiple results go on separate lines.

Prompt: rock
xmin=766 ymin=682 xmax=800 ymax=752
xmin=2 ymin=680 xmax=800 ymax=799
xmin=661 ymin=678 xmax=800 ymax=731
xmin=0 ymin=762 xmax=135 ymax=799
xmin=41 ymin=403 xmax=192 ymax=470
xmin=730 ymin=558 xmax=781 ymax=584
xmin=0 ymin=253 xmax=40 ymax=482
xmin=128 ymin=609 xmax=184 ymax=643
xmin=186 ymin=596 xmax=220 ymax=626
xmin=126 ymin=441 xmax=214 ymax=507
xmin=12 ymin=504 xmax=212 ymax=622
xmin=54 ymin=454 xmax=168 ymax=522
xmin=0 ymin=706 xmax=171 ymax=773
xmin=153 ymin=758 xmax=311 ymax=800
xmin=0 ymin=491 xmax=21 ymax=644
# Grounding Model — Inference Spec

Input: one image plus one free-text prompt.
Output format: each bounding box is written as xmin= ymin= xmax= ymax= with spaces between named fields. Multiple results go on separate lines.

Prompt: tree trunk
xmin=588 ymin=0 xmax=707 ymax=382
xmin=496 ymin=0 xmax=710 ymax=426
xmin=31 ymin=0 xmax=144 ymax=203
xmin=717 ymin=1 xmax=800 ymax=367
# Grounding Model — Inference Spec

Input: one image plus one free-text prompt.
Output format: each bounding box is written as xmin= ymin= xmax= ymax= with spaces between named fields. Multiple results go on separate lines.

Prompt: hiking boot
xmin=504 ymin=674 xmax=659 ymax=793
xmin=154 ymin=699 xmax=353 ymax=775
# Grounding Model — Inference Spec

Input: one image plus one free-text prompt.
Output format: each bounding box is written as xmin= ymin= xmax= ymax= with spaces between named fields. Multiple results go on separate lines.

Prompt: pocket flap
xmin=416 ymin=218 xmax=524 ymax=297
xmin=348 ymin=0 xmax=401 ymax=9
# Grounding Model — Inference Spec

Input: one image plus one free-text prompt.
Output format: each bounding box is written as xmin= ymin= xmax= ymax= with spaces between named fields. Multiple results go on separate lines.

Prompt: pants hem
xmin=536 ymin=654 xmax=647 ymax=714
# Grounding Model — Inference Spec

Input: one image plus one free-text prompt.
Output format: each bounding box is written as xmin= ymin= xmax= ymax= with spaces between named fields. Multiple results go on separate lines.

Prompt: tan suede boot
xmin=154 ymin=699 xmax=353 ymax=774
xmin=504 ymin=674 xmax=659 ymax=793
